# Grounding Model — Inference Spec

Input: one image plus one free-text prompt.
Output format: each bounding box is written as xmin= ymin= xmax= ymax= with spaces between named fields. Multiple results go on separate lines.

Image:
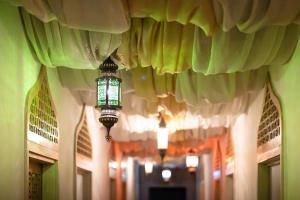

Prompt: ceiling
xmin=6 ymin=0 xmax=300 ymax=142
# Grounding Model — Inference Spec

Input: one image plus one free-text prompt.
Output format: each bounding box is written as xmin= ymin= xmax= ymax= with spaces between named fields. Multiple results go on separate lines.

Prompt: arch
xmin=75 ymin=106 xmax=93 ymax=171
xmin=25 ymin=66 xmax=59 ymax=200
xmin=257 ymin=83 xmax=282 ymax=162
xmin=26 ymin=66 xmax=59 ymax=160
xmin=74 ymin=106 xmax=93 ymax=200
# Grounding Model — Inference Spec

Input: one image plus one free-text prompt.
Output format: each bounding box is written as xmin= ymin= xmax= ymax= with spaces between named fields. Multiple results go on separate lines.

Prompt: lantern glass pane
xmin=119 ymin=81 xmax=122 ymax=104
xmin=157 ymin=127 xmax=168 ymax=149
xmin=97 ymin=78 xmax=107 ymax=106
xmin=108 ymin=78 xmax=120 ymax=106
xmin=186 ymin=155 xmax=199 ymax=168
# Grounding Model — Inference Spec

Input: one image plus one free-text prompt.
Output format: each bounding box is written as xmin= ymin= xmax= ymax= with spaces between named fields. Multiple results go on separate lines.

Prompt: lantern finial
xmin=159 ymin=149 xmax=166 ymax=162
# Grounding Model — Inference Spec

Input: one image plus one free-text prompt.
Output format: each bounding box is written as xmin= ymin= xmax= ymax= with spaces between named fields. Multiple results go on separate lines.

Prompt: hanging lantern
xmin=186 ymin=149 xmax=199 ymax=173
xmin=96 ymin=57 xmax=122 ymax=141
xmin=144 ymin=161 xmax=154 ymax=174
xmin=157 ymin=115 xmax=168 ymax=161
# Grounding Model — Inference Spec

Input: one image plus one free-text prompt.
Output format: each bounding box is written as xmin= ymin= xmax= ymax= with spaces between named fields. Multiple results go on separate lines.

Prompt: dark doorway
xmin=149 ymin=187 xmax=186 ymax=200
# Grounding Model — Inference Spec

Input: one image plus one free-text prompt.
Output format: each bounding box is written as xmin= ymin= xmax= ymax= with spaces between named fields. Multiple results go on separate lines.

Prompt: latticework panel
xmin=226 ymin=133 xmax=234 ymax=161
xmin=28 ymin=67 xmax=59 ymax=144
xmin=214 ymin=149 xmax=221 ymax=171
xmin=28 ymin=172 xmax=42 ymax=200
xmin=77 ymin=114 xmax=92 ymax=159
xmin=257 ymin=85 xmax=281 ymax=147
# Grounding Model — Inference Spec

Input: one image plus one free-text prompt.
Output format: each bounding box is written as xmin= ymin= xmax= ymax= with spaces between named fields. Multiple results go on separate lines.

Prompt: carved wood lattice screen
xmin=257 ymin=84 xmax=281 ymax=161
xmin=77 ymin=114 xmax=92 ymax=159
xmin=28 ymin=67 xmax=59 ymax=144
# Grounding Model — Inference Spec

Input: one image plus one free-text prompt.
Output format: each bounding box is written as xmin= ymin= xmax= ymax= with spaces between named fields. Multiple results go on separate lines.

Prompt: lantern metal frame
xmin=96 ymin=57 xmax=122 ymax=141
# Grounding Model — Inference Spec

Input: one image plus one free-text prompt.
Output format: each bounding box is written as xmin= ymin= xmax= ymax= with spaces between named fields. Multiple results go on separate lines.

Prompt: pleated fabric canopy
xmin=3 ymin=0 xmax=300 ymax=138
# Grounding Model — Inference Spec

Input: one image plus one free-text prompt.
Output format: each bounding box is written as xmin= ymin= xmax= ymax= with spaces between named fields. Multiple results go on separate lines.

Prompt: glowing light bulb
xmin=162 ymin=169 xmax=171 ymax=181
xmin=145 ymin=161 xmax=153 ymax=174
xmin=157 ymin=127 xmax=168 ymax=150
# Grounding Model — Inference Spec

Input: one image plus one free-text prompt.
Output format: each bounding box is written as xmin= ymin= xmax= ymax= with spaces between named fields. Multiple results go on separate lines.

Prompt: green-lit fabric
xmin=3 ymin=0 xmax=129 ymax=33
xmin=4 ymin=0 xmax=300 ymax=35
xmin=119 ymin=19 xmax=299 ymax=74
xmin=176 ymin=67 xmax=268 ymax=105
xmin=130 ymin=66 xmax=176 ymax=102
xmin=127 ymin=0 xmax=217 ymax=36
xmin=21 ymin=9 xmax=121 ymax=69
xmin=14 ymin=3 xmax=300 ymax=118
xmin=192 ymin=25 xmax=300 ymax=74
xmin=3 ymin=0 xmax=215 ymax=35
xmin=118 ymin=18 xmax=195 ymax=74
xmin=21 ymin=8 xmax=300 ymax=74
xmin=213 ymin=0 xmax=300 ymax=33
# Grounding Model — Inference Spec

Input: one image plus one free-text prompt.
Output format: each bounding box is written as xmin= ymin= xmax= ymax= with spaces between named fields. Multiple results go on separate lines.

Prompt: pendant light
xmin=186 ymin=149 xmax=199 ymax=173
xmin=157 ymin=113 xmax=168 ymax=161
xmin=96 ymin=57 xmax=122 ymax=141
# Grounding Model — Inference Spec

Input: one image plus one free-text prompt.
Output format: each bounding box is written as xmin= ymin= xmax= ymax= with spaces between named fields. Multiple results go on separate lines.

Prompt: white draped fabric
xmin=2 ymin=0 xmax=299 ymax=141
xmin=213 ymin=0 xmax=300 ymax=33
xmin=4 ymin=0 xmax=300 ymax=34
xmin=20 ymin=9 xmax=122 ymax=69
xmin=11 ymin=3 xmax=298 ymax=146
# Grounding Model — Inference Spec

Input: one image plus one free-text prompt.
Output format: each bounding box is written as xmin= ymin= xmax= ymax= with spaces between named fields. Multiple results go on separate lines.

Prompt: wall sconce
xmin=145 ymin=161 xmax=154 ymax=174
xmin=96 ymin=57 xmax=122 ymax=141
xmin=186 ymin=149 xmax=199 ymax=173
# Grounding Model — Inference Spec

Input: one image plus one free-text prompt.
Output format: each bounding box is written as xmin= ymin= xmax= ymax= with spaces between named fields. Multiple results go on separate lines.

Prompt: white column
xmin=202 ymin=153 xmax=213 ymax=200
xmin=231 ymin=89 xmax=265 ymax=200
xmin=86 ymin=107 xmax=111 ymax=200
xmin=126 ymin=157 xmax=136 ymax=200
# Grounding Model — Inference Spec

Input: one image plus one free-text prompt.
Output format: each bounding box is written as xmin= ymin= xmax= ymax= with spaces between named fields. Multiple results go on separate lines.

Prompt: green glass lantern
xmin=96 ymin=57 xmax=122 ymax=141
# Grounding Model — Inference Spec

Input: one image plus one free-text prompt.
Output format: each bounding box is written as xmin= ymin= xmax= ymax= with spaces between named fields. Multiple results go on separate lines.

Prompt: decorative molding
xmin=26 ymin=66 xmax=59 ymax=160
xmin=77 ymin=154 xmax=93 ymax=172
xmin=257 ymin=83 xmax=282 ymax=162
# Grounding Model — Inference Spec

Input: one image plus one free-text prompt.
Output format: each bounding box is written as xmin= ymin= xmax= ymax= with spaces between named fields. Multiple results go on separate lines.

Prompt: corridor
xmin=0 ymin=1 xmax=299 ymax=200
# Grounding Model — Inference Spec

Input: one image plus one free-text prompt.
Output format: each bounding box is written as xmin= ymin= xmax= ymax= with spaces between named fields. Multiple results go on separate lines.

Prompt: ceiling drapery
xmin=4 ymin=0 xmax=300 ymax=140
xmin=6 ymin=0 xmax=300 ymax=34
xmin=19 ymin=4 xmax=300 ymax=74
xmin=118 ymin=19 xmax=299 ymax=74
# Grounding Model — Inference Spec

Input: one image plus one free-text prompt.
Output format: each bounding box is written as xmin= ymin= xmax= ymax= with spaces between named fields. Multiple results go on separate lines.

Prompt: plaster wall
xmin=0 ymin=3 xmax=111 ymax=200
xmin=270 ymin=37 xmax=300 ymax=199
xmin=47 ymin=67 xmax=83 ymax=200
xmin=0 ymin=3 xmax=40 ymax=199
